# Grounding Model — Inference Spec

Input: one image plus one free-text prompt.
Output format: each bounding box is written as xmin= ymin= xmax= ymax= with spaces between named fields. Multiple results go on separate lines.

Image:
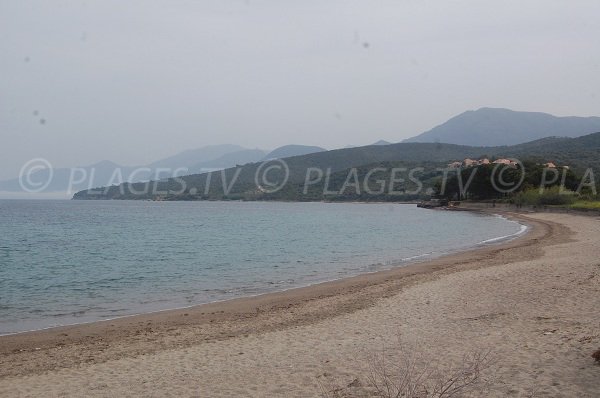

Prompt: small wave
xmin=401 ymin=253 xmax=433 ymax=262
xmin=49 ymin=310 xmax=86 ymax=318
xmin=478 ymin=223 xmax=528 ymax=245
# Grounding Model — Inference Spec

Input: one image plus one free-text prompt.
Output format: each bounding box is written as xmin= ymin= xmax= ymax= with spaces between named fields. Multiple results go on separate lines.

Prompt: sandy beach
xmin=1 ymin=211 xmax=598 ymax=397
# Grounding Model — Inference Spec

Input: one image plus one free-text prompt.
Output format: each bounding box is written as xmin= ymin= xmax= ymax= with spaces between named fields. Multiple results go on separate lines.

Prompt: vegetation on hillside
xmin=73 ymin=132 xmax=600 ymax=202
xmin=436 ymin=161 xmax=582 ymax=201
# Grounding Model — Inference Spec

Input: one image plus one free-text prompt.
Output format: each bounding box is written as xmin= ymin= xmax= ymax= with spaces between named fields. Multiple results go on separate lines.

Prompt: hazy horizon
xmin=2 ymin=1 xmax=600 ymax=180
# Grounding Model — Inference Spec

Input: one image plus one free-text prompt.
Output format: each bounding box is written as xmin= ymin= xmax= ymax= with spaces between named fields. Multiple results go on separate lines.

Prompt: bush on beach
xmin=318 ymin=339 xmax=496 ymax=398
xmin=513 ymin=186 xmax=577 ymax=206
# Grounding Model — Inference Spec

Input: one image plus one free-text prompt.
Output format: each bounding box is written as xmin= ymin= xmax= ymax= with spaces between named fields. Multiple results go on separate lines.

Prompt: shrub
xmin=570 ymin=200 xmax=600 ymax=210
xmin=318 ymin=339 xmax=495 ymax=398
xmin=513 ymin=186 xmax=577 ymax=206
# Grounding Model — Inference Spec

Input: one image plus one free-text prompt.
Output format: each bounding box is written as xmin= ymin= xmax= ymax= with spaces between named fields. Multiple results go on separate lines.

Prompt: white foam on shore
xmin=478 ymin=217 xmax=528 ymax=245
xmin=400 ymin=253 xmax=433 ymax=262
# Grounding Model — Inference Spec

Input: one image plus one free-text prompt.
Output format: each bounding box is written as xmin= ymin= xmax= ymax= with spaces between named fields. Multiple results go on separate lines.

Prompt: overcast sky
xmin=1 ymin=0 xmax=600 ymax=179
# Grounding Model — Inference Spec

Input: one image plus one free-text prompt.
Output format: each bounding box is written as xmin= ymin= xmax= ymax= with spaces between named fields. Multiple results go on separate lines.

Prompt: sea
xmin=0 ymin=200 xmax=526 ymax=335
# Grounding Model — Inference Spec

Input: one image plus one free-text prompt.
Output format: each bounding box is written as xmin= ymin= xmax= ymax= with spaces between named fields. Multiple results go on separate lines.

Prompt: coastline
xmin=0 ymin=207 xmax=527 ymax=338
xmin=0 ymin=210 xmax=545 ymax=374
xmin=2 ymin=209 xmax=598 ymax=396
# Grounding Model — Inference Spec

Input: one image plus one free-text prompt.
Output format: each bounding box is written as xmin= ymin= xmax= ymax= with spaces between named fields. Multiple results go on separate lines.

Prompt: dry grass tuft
xmin=319 ymin=337 xmax=496 ymax=398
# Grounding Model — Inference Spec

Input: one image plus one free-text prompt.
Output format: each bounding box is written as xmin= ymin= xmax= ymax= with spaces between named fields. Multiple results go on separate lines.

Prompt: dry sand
xmin=0 ymin=211 xmax=598 ymax=397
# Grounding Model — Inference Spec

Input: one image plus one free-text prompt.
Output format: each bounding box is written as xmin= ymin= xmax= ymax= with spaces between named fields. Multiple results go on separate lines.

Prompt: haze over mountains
xmin=73 ymin=131 xmax=600 ymax=201
xmin=371 ymin=140 xmax=393 ymax=146
xmin=403 ymin=108 xmax=600 ymax=146
xmin=147 ymin=144 xmax=247 ymax=170
xmin=262 ymin=145 xmax=327 ymax=160
xmin=3 ymin=108 xmax=600 ymax=195
xmin=0 ymin=144 xmax=326 ymax=194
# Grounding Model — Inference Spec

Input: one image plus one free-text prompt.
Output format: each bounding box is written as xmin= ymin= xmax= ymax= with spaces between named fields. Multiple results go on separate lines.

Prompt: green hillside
xmin=73 ymin=132 xmax=600 ymax=201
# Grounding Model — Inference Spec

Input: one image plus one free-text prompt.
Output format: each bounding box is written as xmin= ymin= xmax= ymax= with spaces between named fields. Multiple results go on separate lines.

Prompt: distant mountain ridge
xmin=7 ymin=107 xmax=600 ymax=194
xmin=0 ymin=144 xmax=319 ymax=193
xmin=404 ymin=108 xmax=600 ymax=146
xmin=147 ymin=144 xmax=246 ymax=169
xmin=190 ymin=149 xmax=267 ymax=172
xmin=262 ymin=145 xmax=326 ymax=160
xmin=73 ymin=132 xmax=600 ymax=201
xmin=0 ymin=145 xmax=267 ymax=193
xmin=372 ymin=140 xmax=392 ymax=146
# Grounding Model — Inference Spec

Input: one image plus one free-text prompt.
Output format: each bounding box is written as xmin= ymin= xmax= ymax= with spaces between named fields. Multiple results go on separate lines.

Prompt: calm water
xmin=0 ymin=200 xmax=525 ymax=334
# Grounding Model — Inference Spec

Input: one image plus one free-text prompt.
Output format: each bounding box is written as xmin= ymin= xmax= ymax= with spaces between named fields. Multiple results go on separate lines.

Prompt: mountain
xmin=403 ymin=108 xmax=600 ymax=146
xmin=0 ymin=145 xmax=268 ymax=193
xmin=189 ymin=149 xmax=267 ymax=172
xmin=0 ymin=160 xmax=140 ymax=193
xmin=131 ymin=145 xmax=269 ymax=175
xmin=262 ymin=145 xmax=326 ymax=160
xmin=73 ymin=132 xmax=600 ymax=201
xmin=372 ymin=140 xmax=392 ymax=145
xmin=148 ymin=144 xmax=245 ymax=169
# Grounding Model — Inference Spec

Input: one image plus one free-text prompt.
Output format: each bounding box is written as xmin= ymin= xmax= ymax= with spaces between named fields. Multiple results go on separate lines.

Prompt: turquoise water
xmin=0 ymin=200 xmax=525 ymax=334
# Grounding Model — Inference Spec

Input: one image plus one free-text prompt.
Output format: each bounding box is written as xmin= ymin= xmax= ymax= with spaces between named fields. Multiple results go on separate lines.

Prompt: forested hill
xmin=73 ymin=132 xmax=600 ymax=201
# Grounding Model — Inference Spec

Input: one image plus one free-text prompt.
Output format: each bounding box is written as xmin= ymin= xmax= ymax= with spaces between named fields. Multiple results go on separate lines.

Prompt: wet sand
xmin=1 ymin=211 xmax=598 ymax=397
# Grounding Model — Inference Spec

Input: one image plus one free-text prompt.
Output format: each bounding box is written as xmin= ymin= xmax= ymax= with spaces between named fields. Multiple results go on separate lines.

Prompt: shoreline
xmin=0 ymin=209 xmax=554 ymax=378
xmin=0 ymin=209 xmax=528 ymax=338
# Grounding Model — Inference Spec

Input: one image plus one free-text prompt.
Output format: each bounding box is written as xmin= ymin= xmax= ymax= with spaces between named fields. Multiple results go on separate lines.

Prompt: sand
xmin=0 ymin=211 xmax=598 ymax=397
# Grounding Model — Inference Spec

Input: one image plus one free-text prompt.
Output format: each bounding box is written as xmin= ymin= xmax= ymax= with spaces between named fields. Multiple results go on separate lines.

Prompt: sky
xmin=1 ymin=0 xmax=600 ymax=180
